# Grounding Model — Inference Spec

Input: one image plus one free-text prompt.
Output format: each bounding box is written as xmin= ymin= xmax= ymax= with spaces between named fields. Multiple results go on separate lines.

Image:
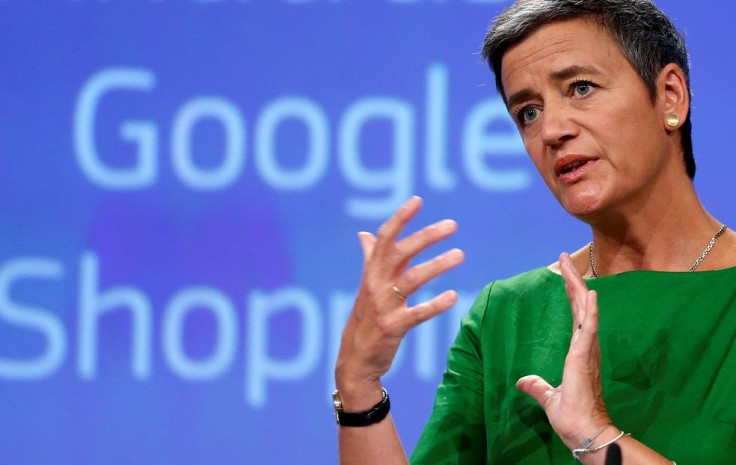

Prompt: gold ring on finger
xmin=391 ymin=285 xmax=406 ymax=300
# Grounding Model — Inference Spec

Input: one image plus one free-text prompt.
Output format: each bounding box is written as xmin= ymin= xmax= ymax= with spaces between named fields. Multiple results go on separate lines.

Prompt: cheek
xmin=522 ymin=140 xmax=548 ymax=176
xmin=584 ymin=110 xmax=639 ymax=158
xmin=594 ymin=111 xmax=658 ymax=168
xmin=523 ymin=142 xmax=560 ymax=195
xmin=597 ymin=99 xmax=659 ymax=145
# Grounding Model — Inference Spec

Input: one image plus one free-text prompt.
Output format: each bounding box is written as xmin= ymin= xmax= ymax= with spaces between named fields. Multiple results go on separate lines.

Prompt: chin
xmin=560 ymin=192 xmax=602 ymax=219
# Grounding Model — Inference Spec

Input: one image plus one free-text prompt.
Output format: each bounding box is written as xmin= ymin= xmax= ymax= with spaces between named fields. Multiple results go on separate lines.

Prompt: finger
xmin=564 ymin=291 xmax=600 ymax=371
xmin=560 ymin=253 xmax=588 ymax=324
xmin=374 ymin=196 xmax=423 ymax=253
xmin=562 ymin=253 xmax=590 ymax=293
xmin=560 ymin=253 xmax=588 ymax=302
xmin=562 ymin=264 xmax=583 ymax=328
xmin=516 ymin=375 xmax=555 ymax=408
xmin=357 ymin=231 xmax=377 ymax=264
xmin=394 ymin=248 xmax=465 ymax=297
xmin=578 ymin=290 xmax=599 ymax=345
xmin=393 ymin=219 xmax=458 ymax=264
xmin=396 ymin=290 xmax=458 ymax=332
xmin=564 ymin=282 xmax=580 ymax=330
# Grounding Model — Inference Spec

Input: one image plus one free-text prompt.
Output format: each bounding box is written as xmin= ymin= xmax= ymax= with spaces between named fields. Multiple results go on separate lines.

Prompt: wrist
xmin=570 ymin=424 xmax=629 ymax=463
xmin=561 ymin=416 xmax=612 ymax=449
xmin=334 ymin=374 xmax=384 ymax=411
xmin=333 ymin=386 xmax=390 ymax=427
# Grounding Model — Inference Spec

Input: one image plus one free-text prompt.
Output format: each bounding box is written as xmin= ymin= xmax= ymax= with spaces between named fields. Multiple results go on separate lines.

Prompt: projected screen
xmin=2 ymin=1 xmax=735 ymax=463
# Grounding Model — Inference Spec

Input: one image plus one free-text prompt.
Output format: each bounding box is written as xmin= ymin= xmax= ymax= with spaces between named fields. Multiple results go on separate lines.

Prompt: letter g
xmin=74 ymin=68 xmax=157 ymax=188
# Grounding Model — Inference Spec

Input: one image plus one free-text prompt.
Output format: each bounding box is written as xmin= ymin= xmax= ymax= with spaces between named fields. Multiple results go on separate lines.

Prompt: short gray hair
xmin=481 ymin=0 xmax=695 ymax=178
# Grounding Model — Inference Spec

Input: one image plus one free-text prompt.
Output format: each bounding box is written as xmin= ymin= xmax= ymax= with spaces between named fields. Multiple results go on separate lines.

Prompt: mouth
xmin=554 ymin=155 xmax=598 ymax=181
xmin=560 ymin=160 xmax=587 ymax=174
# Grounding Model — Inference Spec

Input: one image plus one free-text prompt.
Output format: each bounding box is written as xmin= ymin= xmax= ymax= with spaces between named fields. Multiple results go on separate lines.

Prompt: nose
xmin=539 ymin=100 xmax=577 ymax=148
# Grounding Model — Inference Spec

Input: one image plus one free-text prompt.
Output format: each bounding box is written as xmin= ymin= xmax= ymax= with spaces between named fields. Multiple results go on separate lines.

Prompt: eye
xmin=517 ymin=105 xmax=541 ymax=125
xmin=571 ymin=80 xmax=596 ymax=98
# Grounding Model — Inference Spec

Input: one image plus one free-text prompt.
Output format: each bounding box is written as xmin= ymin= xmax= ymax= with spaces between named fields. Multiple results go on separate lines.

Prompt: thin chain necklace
xmin=588 ymin=224 xmax=728 ymax=278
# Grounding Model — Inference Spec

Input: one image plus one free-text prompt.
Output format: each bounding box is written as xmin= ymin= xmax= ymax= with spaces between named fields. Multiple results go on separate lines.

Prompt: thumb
xmin=357 ymin=231 xmax=377 ymax=263
xmin=516 ymin=375 xmax=554 ymax=407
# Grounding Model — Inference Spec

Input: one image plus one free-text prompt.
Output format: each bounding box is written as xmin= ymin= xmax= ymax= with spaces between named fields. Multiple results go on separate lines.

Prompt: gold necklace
xmin=588 ymin=224 xmax=728 ymax=278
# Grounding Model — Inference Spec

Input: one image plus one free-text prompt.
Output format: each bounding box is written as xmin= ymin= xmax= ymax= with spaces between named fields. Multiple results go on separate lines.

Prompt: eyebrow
xmin=505 ymin=64 xmax=603 ymax=110
xmin=550 ymin=64 xmax=602 ymax=82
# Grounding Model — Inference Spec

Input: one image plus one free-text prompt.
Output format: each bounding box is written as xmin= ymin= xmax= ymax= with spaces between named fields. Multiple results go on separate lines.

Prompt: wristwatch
xmin=332 ymin=387 xmax=390 ymax=427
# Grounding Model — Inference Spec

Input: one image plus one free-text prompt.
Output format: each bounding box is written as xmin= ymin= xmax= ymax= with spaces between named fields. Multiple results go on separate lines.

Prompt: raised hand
xmin=516 ymin=252 xmax=611 ymax=450
xmin=335 ymin=196 xmax=464 ymax=408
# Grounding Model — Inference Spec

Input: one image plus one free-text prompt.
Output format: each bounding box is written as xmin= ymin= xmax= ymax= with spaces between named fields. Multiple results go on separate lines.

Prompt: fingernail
xmin=448 ymin=248 xmax=464 ymax=261
xmin=438 ymin=219 xmax=456 ymax=233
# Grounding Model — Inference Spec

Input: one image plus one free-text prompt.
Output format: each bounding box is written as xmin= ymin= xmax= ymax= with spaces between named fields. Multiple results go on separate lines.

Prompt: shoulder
xmin=463 ymin=268 xmax=571 ymax=369
xmin=466 ymin=267 xmax=566 ymax=325
xmin=455 ymin=267 xmax=566 ymax=359
xmin=467 ymin=267 xmax=557 ymax=309
xmin=704 ymin=228 xmax=736 ymax=270
xmin=488 ymin=266 xmax=561 ymax=297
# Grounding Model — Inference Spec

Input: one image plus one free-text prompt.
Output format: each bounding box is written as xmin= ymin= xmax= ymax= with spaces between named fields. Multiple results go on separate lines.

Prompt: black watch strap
xmin=332 ymin=387 xmax=390 ymax=427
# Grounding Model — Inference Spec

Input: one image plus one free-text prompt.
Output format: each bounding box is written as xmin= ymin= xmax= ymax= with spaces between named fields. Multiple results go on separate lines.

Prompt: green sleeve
xmin=410 ymin=283 xmax=491 ymax=464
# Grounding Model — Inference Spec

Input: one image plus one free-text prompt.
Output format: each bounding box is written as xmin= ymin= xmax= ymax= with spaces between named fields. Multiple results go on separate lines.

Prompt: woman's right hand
xmin=335 ymin=196 xmax=465 ymax=409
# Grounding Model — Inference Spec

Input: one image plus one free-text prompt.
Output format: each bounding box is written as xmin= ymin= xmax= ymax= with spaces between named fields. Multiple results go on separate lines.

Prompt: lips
xmin=554 ymin=155 xmax=598 ymax=182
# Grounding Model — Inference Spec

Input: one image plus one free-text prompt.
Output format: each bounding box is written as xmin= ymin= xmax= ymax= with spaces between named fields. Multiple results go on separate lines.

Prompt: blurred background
xmin=2 ymin=0 xmax=735 ymax=463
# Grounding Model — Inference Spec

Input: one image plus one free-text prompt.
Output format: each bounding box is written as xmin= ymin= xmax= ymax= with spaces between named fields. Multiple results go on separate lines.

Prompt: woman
xmin=334 ymin=0 xmax=736 ymax=463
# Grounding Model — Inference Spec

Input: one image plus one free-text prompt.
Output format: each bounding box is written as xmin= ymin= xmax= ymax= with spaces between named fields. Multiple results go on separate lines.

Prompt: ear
xmin=658 ymin=63 xmax=690 ymax=131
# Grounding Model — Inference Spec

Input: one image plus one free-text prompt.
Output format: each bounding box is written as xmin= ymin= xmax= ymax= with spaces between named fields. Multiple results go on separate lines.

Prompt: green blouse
xmin=411 ymin=266 xmax=736 ymax=464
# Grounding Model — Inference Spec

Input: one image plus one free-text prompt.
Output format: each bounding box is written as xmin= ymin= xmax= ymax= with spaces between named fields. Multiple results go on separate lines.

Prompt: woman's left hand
xmin=516 ymin=252 xmax=612 ymax=450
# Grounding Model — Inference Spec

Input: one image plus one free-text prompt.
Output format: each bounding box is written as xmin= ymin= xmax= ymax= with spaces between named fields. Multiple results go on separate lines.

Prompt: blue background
xmin=2 ymin=1 xmax=735 ymax=463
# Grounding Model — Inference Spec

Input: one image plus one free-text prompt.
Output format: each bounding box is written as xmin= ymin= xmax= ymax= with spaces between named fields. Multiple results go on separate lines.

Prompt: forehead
xmin=501 ymin=18 xmax=627 ymax=95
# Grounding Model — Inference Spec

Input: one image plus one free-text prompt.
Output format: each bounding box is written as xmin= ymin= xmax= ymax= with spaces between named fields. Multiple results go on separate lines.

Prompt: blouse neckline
xmin=542 ymin=263 xmax=736 ymax=281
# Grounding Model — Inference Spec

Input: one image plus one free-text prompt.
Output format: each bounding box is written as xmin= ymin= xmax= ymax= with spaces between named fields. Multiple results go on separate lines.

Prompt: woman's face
xmin=501 ymin=18 xmax=673 ymax=220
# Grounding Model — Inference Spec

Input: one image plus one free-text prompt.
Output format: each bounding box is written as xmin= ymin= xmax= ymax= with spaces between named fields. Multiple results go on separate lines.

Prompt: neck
xmin=586 ymin=177 xmax=725 ymax=275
